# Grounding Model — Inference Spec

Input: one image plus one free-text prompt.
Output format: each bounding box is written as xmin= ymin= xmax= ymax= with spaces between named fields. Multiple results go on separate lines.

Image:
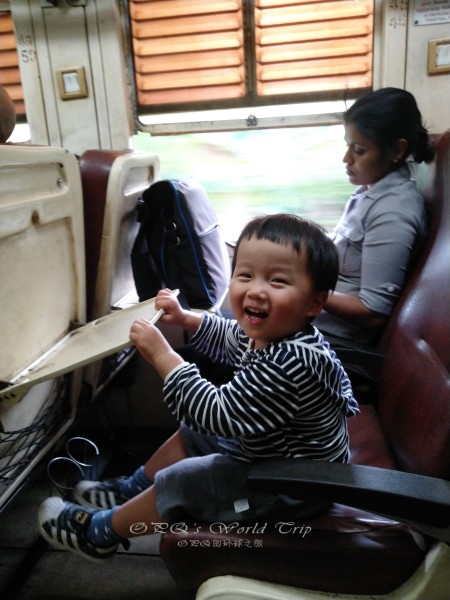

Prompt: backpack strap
xmin=131 ymin=197 xmax=163 ymax=301
xmin=164 ymin=217 xmax=189 ymax=309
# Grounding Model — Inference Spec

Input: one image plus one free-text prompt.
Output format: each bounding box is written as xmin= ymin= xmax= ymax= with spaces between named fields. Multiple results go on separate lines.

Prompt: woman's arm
xmin=325 ymin=290 xmax=388 ymax=329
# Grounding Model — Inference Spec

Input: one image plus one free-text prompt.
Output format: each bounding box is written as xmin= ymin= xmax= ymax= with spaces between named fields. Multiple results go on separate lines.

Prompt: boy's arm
xmin=179 ymin=309 xmax=203 ymax=334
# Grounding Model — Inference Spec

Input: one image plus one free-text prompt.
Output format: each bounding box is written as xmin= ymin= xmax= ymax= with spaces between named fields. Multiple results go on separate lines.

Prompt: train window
xmin=133 ymin=120 xmax=353 ymax=242
xmin=129 ymin=0 xmax=374 ymax=132
xmin=129 ymin=1 xmax=369 ymax=237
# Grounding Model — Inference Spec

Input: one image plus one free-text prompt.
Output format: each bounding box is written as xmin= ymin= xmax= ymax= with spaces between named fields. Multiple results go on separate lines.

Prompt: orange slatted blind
xmin=130 ymin=0 xmax=245 ymax=108
xmin=130 ymin=0 xmax=373 ymax=113
xmin=255 ymin=0 xmax=373 ymax=96
xmin=1 ymin=1 xmax=374 ymax=120
xmin=0 ymin=8 xmax=24 ymax=117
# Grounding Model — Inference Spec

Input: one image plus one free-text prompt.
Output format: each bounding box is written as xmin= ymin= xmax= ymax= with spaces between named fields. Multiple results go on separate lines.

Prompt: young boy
xmin=38 ymin=213 xmax=358 ymax=562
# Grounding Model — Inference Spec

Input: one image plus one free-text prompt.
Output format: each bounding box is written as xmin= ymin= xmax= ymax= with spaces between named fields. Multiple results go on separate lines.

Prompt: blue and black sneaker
xmin=74 ymin=478 xmax=130 ymax=509
xmin=38 ymin=497 xmax=124 ymax=563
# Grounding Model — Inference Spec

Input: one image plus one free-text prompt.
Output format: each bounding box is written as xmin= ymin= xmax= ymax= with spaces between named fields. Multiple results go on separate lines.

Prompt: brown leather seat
xmin=79 ymin=149 xmax=134 ymax=322
xmin=159 ymin=131 xmax=450 ymax=597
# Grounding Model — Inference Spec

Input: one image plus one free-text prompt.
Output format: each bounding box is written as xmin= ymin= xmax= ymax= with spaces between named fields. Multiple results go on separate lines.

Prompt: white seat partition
xmin=0 ymin=144 xmax=86 ymax=509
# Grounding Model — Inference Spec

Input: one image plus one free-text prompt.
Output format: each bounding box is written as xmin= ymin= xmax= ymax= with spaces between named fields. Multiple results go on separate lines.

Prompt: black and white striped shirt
xmin=164 ymin=313 xmax=359 ymax=463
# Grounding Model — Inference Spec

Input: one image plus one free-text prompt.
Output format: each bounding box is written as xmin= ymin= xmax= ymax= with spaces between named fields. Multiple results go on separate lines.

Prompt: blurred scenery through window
xmin=133 ymin=124 xmax=353 ymax=242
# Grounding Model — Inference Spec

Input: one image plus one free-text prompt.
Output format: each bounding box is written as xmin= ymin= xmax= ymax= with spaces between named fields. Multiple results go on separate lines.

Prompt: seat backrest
xmin=79 ymin=149 xmax=160 ymax=321
xmin=377 ymin=130 xmax=450 ymax=478
xmin=0 ymin=143 xmax=86 ymax=509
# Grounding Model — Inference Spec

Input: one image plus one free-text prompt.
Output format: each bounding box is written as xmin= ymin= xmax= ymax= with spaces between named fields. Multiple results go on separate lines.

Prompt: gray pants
xmin=154 ymin=426 xmax=328 ymax=523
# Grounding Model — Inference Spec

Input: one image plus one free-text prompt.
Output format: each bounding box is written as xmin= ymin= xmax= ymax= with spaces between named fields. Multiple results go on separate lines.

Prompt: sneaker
xmin=38 ymin=497 xmax=119 ymax=563
xmin=73 ymin=478 xmax=130 ymax=509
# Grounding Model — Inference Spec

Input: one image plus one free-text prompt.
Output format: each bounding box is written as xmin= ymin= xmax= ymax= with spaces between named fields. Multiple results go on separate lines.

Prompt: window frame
xmin=126 ymin=0 xmax=375 ymax=135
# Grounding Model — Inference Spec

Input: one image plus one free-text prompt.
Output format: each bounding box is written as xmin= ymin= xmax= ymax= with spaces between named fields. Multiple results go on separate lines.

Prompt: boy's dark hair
xmin=232 ymin=213 xmax=339 ymax=292
xmin=344 ymin=87 xmax=434 ymax=165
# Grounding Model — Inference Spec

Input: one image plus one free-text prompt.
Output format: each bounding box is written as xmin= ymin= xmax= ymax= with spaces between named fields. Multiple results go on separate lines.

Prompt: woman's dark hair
xmin=232 ymin=213 xmax=339 ymax=292
xmin=344 ymin=87 xmax=434 ymax=165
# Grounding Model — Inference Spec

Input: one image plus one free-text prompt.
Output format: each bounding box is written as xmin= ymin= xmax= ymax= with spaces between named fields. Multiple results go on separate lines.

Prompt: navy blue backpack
xmin=131 ymin=178 xmax=230 ymax=310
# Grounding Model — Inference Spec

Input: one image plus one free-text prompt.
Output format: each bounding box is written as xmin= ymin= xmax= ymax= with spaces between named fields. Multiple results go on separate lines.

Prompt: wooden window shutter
xmin=129 ymin=0 xmax=246 ymax=110
xmin=0 ymin=8 xmax=24 ymax=117
xmin=255 ymin=0 xmax=373 ymax=96
xmin=130 ymin=0 xmax=373 ymax=113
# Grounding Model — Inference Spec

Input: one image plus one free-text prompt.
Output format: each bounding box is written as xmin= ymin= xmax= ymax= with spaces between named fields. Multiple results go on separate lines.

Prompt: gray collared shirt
xmin=315 ymin=164 xmax=427 ymax=344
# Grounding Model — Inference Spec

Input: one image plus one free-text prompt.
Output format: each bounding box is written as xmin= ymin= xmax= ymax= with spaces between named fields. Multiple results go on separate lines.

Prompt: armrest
xmin=247 ymin=459 xmax=450 ymax=542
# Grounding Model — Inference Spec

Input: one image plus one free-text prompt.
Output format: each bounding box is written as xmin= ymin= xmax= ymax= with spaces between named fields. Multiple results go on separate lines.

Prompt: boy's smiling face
xmin=230 ymin=236 xmax=327 ymax=349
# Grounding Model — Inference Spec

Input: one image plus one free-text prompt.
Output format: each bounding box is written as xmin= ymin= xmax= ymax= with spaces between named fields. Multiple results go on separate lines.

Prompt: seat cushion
xmin=160 ymin=504 xmax=430 ymax=594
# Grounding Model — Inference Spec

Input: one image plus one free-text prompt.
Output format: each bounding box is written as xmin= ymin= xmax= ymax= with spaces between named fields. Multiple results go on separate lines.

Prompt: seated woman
xmin=314 ymin=87 xmax=434 ymax=347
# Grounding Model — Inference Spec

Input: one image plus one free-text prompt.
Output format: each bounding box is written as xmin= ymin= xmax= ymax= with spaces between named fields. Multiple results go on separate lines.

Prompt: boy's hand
xmin=155 ymin=288 xmax=203 ymax=334
xmin=155 ymin=288 xmax=186 ymax=327
xmin=129 ymin=318 xmax=183 ymax=378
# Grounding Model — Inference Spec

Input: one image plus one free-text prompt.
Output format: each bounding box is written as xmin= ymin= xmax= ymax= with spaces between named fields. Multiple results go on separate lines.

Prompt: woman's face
xmin=343 ymin=122 xmax=393 ymax=187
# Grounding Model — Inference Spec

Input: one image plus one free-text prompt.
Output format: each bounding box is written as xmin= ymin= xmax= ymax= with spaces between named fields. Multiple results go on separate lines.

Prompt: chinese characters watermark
xmin=129 ymin=521 xmax=312 ymax=548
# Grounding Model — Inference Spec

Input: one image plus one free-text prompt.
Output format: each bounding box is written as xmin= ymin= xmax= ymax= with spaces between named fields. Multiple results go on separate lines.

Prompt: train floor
xmin=0 ymin=428 xmax=194 ymax=600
